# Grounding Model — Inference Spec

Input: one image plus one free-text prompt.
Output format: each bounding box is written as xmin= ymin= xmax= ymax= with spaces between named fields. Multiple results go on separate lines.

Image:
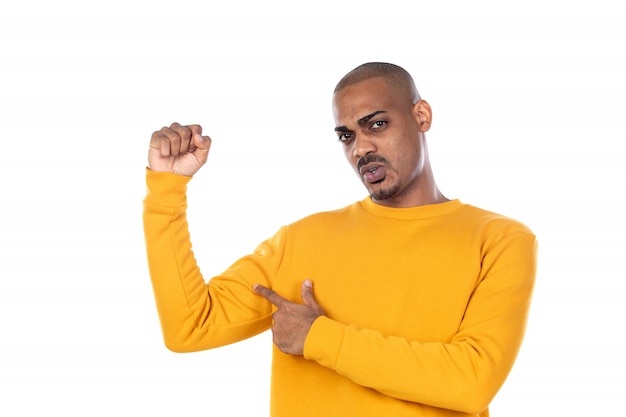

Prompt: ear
xmin=413 ymin=100 xmax=432 ymax=132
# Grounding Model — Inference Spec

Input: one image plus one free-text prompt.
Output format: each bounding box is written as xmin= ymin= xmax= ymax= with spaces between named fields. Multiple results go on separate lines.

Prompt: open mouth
xmin=361 ymin=165 xmax=386 ymax=184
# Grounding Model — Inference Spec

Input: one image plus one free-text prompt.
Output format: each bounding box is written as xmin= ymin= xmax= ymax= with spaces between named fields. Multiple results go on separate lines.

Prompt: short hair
xmin=334 ymin=62 xmax=421 ymax=103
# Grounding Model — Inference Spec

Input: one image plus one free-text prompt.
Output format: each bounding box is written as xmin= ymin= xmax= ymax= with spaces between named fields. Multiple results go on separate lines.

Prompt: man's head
xmin=334 ymin=62 xmax=421 ymax=105
xmin=332 ymin=62 xmax=445 ymax=208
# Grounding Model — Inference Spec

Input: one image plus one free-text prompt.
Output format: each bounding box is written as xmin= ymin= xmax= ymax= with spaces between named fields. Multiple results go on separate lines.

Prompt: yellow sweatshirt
xmin=143 ymin=170 xmax=537 ymax=417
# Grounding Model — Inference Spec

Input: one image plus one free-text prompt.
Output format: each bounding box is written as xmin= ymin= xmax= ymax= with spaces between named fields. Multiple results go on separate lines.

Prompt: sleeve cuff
xmin=303 ymin=316 xmax=347 ymax=370
xmin=144 ymin=168 xmax=193 ymax=208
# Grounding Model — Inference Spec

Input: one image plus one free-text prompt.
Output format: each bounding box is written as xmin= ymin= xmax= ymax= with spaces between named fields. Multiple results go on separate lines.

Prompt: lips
xmin=360 ymin=162 xmax=386 ymax=184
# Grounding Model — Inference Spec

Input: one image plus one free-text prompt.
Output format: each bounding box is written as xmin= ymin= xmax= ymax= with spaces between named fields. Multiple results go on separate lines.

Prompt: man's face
xmin=332 ymin=77 xmax=430 ymax=207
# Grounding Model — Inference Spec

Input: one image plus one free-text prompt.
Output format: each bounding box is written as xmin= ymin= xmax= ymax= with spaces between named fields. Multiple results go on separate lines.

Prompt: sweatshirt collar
xmin=359 ymin=197 xmax=463 ymax=220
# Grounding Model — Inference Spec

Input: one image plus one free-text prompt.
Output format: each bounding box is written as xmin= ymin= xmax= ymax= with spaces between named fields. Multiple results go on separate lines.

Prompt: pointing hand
xmin=254 ymin=280 xmax=325 ymax=355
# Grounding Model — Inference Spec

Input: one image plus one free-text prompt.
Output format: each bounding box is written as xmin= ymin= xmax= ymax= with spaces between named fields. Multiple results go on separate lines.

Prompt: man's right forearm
xmin=143 ymin=169 xmax=215 ymax=352
xmin=143 ymin=169 xmax=274 ymax=352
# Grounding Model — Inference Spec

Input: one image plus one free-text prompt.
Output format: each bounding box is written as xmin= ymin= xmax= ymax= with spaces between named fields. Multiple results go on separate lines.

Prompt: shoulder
xmin=453 ymin=204 xmax=537 ymax=258
xmin=459 ymin=204 xmax=535 ymax=237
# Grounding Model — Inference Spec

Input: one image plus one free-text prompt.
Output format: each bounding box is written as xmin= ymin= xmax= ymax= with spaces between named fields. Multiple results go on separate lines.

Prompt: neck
xmin=372 ymin=187 xmax=449 ymax=208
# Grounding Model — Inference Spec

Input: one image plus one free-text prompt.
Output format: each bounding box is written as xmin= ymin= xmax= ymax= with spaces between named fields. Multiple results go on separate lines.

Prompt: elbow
xmin=449 ymin=376 xmax=500 ymax=414
xmin=165 ymin=343 xmax=185 ymax=353
xmin=159 ymin=321 xmax=211 ymax=353
xmin=162 ymin=336 xmax=203 ymax=353
xmin=163 ymin=339 xmax=189 ymax=353
xmin=445 ymin=343 xmax=514 ymax=413
xmin=456 ymin=391 xmax=494 ymax=415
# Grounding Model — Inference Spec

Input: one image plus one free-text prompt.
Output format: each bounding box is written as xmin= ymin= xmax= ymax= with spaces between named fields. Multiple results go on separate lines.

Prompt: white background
xmin=1 ymin=1 xmax=624 ymax=415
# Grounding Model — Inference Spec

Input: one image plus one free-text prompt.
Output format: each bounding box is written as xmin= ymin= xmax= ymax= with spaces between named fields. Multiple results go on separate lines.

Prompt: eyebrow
xmin=334 ymin=110 xmax=387 ymax=132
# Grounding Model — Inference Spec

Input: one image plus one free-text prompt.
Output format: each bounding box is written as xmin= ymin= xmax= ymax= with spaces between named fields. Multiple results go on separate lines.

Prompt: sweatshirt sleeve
xmin=142 ymin=169 xmax=276 ymax=352
xmin=303 ymin=228 xmax=537 ymax=414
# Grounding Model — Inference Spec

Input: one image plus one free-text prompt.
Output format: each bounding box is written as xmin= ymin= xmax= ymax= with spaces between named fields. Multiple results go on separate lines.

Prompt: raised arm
xmin=143 ymin=123 xmax=273 ymax=352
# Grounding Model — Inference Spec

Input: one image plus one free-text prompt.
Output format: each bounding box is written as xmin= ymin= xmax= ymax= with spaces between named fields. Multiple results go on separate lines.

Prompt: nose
xmin=353 ymin=133 xmax=377 ymax=159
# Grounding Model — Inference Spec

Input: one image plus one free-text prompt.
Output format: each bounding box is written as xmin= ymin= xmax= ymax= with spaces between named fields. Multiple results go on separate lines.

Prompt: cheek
xmin=393 ymin=139 xmax=424 ymax=175
xmin=406 ymin=147 xmax=425 ymax=175
xmin=343 ymin=145 xmax=356 ymax=167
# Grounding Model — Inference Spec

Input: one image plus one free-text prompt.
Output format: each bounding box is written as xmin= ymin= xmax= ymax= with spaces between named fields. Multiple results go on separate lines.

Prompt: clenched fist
xmin=149 ymin=122 xmax=212 ymax=176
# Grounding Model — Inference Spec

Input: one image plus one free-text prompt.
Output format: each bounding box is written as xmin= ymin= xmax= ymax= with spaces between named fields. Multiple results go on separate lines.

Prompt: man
xmin=143 ymin=62 xmax=537 ymax=416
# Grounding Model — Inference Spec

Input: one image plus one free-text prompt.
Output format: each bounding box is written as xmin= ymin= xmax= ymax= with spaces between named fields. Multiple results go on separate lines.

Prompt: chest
xmin=275 ymin=223 xmax=482 ymax=342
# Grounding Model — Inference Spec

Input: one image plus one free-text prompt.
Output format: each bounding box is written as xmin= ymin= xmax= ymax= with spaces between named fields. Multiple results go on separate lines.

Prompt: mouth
xmin=359 ymin=163 xmax=386 ymax=184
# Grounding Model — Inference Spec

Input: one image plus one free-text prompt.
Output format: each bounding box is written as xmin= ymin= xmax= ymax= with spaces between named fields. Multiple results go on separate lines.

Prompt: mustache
xmin=357 ymin=154 xmax=390 ymax=171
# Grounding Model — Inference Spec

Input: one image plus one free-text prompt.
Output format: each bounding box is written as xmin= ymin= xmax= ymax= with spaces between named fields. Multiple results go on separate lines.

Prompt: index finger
xmin=170 ymin=123 xmax=193 ymax=154
xmin=253 ymin=284 xmax=287 ymax=307
xmin=186 ymin=124 xmax=202 ymax=136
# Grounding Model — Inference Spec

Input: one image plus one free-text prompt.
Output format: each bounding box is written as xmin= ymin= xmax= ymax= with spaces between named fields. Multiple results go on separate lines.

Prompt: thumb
xmin=301 ymin=280 xmax=322 ymax=312
xmin=193 ymin=132 xmax=212 ymax=151
xmin=192 ymin=133 xmax=212 ymax=166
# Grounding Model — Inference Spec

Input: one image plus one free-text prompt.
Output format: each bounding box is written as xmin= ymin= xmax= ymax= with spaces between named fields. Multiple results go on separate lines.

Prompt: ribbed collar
xmin=359 ymin=197 xmax=463 ymax=220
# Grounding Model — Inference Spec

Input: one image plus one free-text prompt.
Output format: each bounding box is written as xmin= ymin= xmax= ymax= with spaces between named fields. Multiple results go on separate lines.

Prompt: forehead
xmin=332 ymin=77 xmax=403 ymax=123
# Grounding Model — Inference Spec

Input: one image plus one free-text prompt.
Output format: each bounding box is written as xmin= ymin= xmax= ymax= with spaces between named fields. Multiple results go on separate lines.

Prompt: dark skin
xmin=253 ymin=280 xmax=325 ymax=355
xmin=333 ymin=76 xmax=447 ymax=208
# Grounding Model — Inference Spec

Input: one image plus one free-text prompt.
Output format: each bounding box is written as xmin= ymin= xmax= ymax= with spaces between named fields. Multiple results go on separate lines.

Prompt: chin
xmin=368 ymin=182 xmax=401 ymax=201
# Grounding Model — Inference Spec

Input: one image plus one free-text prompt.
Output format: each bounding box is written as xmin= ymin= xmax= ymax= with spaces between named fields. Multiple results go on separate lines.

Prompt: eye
xmin=337 ymin=133 xmax=354 ymax=143
xmin=371 ymin=120 xmax=387 ymax=130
